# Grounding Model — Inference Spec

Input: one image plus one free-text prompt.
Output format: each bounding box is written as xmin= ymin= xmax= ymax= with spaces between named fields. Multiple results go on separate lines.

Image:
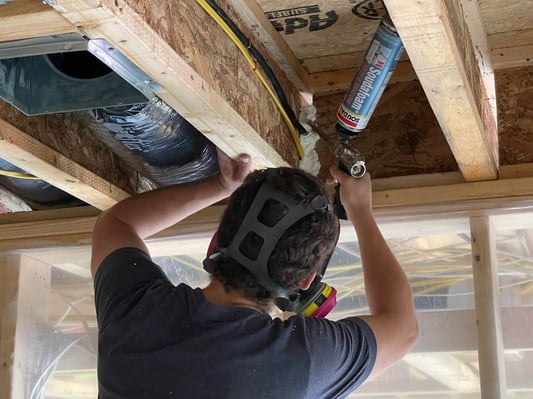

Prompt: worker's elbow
xmin=93 ymin=209 xmax=112 ymax=230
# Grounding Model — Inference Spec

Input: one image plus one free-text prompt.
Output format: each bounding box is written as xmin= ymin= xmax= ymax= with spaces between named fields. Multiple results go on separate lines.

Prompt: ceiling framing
xmin=0 ymin=0 xmax=532 ymax=214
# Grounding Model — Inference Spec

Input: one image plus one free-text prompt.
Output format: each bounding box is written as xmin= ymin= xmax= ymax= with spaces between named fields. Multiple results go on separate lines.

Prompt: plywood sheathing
xmin=257 ymin=0 xmax=386 ymax=73
xmin=257 ymin=1 xmax=533 ymax=79
xmin=497 ymin=66 xmax=533 ymax=165
xmin=0 ymin=99 xmax=144 ymax=195
xmin=313 ymin=80 xmax=458 ymax=179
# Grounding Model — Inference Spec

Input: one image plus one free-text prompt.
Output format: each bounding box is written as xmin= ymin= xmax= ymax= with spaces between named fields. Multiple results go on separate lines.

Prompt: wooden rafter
xmin=308 ymin=61 xmax=418 ymax=96
xmin=470 ymin=216 xmax=507 ymax=398
xmin=0 ymin=255 xmax=19 ymax=399
xmin=49 ymin=0 xmax=299 ymax=168
xmin=382 ymin=0 xmax=499 ymax=181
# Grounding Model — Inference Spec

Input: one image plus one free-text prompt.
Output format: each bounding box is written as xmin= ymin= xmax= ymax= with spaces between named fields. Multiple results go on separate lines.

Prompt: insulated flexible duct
xmin=90 ymin=96 xmax=219 ymax=187
xmin=0 ymin=159 xmax=83 ymax=209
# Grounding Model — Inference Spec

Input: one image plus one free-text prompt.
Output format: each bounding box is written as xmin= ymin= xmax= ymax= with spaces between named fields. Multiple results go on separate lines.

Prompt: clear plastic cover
xmin=10 ymin=212 xmax=533 ymax=398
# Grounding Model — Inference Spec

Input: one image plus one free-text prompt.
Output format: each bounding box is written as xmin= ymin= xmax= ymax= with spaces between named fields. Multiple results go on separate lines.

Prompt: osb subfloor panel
xmin=314 ymin=65 xmax=533 ymax=179
xmin=314 ymin=79 xmax=458 ymax=179
xmin=256 ymin=0 xmax=533 ymax=74
xmin=497 ymin=66 xmax=533 ymax=165
xmin=258 ymin=0 xmax=384 ymax=73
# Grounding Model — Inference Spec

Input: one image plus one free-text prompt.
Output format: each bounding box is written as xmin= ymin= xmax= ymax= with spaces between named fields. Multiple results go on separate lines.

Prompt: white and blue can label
xmin=336 ymin=18 xmax=404 ymax=137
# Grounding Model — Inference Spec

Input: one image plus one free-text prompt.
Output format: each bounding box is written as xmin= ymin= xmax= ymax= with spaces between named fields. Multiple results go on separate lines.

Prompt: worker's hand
xmin=329 ymin=164 xmax=372 ymax=221
xmin=217 ymin=148 xmax=252 ymax=194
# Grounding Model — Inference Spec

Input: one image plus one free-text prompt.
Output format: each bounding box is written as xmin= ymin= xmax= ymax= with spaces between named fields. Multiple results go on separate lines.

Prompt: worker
xmin=91 ymin=149 xmax=418 ymax=398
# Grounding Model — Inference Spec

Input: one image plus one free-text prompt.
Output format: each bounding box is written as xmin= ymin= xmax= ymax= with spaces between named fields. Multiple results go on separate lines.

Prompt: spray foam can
xmin=336 ymin=16 xmax=404 ymax=139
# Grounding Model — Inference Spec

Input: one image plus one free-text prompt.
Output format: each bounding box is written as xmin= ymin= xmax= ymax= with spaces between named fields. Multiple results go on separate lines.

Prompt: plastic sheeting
xmin=91 ymin=96 xmax=219 ymax=187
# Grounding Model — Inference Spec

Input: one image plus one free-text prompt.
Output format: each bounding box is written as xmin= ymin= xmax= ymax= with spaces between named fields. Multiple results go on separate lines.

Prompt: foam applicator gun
xmin=334 ymin=140 xmax=366 ymax=179
xmin=332 ymin=140 xmax=366 ymax=220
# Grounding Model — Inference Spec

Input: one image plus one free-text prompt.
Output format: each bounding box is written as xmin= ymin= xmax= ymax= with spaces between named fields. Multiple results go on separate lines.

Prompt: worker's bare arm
xmin=91 ymin=150 xmax=252 ymax=278
xmin=330 ymin=167 xmax=419 ymax=377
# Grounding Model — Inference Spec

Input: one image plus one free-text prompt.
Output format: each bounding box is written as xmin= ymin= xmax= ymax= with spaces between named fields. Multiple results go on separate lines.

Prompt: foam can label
xmin=336 ymin=19 xmax=404 ymax=135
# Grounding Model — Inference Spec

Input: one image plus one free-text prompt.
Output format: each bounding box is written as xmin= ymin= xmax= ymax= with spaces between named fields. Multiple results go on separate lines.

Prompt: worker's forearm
xmin=103 ymin=175 xmax=228 ymax=239
xmin=351 ymin=209 xmax=414 ymax=316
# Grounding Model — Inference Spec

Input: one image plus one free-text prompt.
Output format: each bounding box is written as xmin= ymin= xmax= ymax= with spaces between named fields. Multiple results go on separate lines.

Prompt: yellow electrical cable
xmin=196 ymin=0 xmax=305 ymax=159
xmin=0 ymin=169 xmax=40 ymax=180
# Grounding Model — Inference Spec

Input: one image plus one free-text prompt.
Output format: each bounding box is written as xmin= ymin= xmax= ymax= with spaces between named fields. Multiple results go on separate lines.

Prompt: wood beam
xmin=372 ymin=174 xmax=533 ymax=208
xmin=0 ymin=205 xmax=222 ymax=253
xmin=6 ymin=168 xmax=533 ymax=251
xmin=50 ymin=0 xmax=298 ymax=168
xmin=0 ymin=255 xmax=20 ymax=399
xmin=0 ymin=0 xmax=77 ymax=43
xmin=491 ymin=43 xmax=533 ymax=69
xmin=470 ymin=216 xmax=507 ymax=398
xmin=11 ymin=255 xmax=52 ymax=399
xmin=308 ymin=61 xmax=417 ymax=96
xmin=381 ymin=0 xmax=499 ymax=181
xmin=0 ymin=119 xmax=129 ymax=210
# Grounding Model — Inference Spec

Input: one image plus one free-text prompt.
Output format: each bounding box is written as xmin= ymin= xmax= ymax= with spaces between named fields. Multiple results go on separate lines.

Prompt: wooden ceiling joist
xmin=0 ymin=119 xmax=129 ymax=210
xmin=382 ymin=0 xmax=499 ymax=182
xmin=0 ymin=0 xmax=76 ymax=43
xmin=308 ymin=61 xmax=418 ymax=97
xmin=49 ymin=0 xmax=300 ymax=168
xmin=225 ymin=0 xmax=311 ymax=101
xmin=6 ymin=167 xmax=533 ymax=252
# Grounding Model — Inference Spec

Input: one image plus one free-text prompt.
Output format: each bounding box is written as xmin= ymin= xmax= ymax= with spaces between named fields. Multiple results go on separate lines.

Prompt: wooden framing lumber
xmin=0 ymin=205 xmax=223 ymax=253
xmin=372 ymin=175 xmax=533 ymax=208
xmin=0 ymin=0 xmax=76 ymax=43
xmin=11 ymin=256 xmax=52 ymax=399
xmin=225 ymin=0 xmax=311 ymax=102
xmin=6 ymin=169 xmax=533 ymax=252
xmin=308 ymin=61 xmax=417 ymax=96
xmin=0 ymin=255 xmax=53 ymax=399
xmin=470 ymin=216 xmax=507 ymax=398
xmin=0 ymin=119 xmax=129 ymax=210
xmin=382 ymin=0 xmax=498 ymax=181
xmin=492 ymin=44 xmax=533 ymax=69
xmin=50 ymin=0 xmax=298 ymax=168
xmin=0 ymin=255 xmax=20 ymax=399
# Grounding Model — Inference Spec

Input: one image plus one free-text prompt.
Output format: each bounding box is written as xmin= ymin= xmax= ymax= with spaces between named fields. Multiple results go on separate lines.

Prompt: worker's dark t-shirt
xmin=94 ymin=247 xmax=377 ymax=399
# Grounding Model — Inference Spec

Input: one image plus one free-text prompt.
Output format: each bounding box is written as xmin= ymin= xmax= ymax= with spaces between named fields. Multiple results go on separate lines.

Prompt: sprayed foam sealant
xmin=298 ymin=105 xmax=321 ymax=176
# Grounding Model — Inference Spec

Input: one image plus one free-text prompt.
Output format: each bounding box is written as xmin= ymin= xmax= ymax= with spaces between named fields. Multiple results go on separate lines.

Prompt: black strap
xmin=219 ymin=169 xmax=331 ymax=299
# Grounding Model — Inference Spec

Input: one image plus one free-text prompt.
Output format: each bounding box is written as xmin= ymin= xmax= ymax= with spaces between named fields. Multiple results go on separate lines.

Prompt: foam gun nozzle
xmin=334 ymin=142 xmax=366 ymax=179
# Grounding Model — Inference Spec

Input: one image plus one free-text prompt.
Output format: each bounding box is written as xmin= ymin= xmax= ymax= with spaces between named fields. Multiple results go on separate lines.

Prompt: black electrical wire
xmin=205 ymin=0 xmax=308 ymax=137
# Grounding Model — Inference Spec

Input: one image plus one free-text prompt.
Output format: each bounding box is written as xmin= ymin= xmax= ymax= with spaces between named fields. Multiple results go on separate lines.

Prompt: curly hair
xmin=209 ymin=167 xmax=340 ymax=306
